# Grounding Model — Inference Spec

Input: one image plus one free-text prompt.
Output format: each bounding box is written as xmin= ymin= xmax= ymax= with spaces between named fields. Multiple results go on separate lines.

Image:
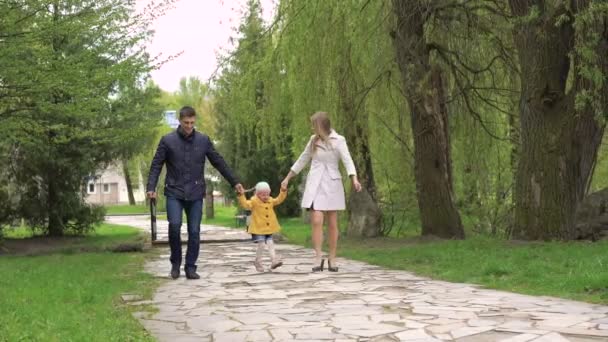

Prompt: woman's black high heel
xmin=312 ymin=258 xmax=325 ymax=272
xmin=327 ymin=259 xmax=338 ymax=272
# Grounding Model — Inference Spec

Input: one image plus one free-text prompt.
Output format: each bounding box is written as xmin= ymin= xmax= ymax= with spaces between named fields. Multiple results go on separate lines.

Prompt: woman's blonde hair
xmin=310 ymin=111 xmax=332 ymax=153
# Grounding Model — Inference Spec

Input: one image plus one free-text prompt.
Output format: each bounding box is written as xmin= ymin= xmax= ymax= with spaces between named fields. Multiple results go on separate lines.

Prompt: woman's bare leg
xmin=311 ymin=210 xmax=324 ymax=262
xmin=327 ymin=210 xmax=338 ymax=266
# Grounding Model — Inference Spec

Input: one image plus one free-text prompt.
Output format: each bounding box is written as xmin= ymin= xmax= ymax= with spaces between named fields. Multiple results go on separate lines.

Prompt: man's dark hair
xmin=179 ymin=106 xmax=196 ymax=119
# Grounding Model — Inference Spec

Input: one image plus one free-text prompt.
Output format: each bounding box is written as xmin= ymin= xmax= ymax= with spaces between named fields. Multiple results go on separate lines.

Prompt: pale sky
xmin=136 ymin=0 xmax=275 ymax=92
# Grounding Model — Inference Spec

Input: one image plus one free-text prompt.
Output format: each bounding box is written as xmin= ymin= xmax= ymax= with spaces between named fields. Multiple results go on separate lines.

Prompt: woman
xmin=281 ymin=112 xmax=361 ymax=272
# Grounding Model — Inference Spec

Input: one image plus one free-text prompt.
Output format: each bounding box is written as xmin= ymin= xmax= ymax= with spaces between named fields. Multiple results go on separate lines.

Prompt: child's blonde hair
xmin=255 ymin=181 xmax=270 ymax=194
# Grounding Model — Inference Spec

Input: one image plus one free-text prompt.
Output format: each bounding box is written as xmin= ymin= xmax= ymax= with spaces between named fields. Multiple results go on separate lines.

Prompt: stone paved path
xmin=110 ymin=216 xmax=608 ymax=342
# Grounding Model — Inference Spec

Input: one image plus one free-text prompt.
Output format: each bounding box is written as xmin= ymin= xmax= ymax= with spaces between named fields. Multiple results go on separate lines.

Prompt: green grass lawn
xmin=110 ymin=202 xmax=236 ymax=223
xmin=104 ymin=204 xmax=150 ymax=215
xmin=0 ymin=224 xmax=160 ymax=341
xmin=339 ymin=236 xmax=608 ymax=304
xmin=203 ymin=205 xmax=241 ymax=227
xmin=206 ymin=206 xmax=608 ymax=304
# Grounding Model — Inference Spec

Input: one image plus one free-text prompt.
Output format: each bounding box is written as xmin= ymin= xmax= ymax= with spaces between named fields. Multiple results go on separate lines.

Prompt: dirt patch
xmin=1 ymin=236 xmax=84 ymax=256
xmin=0 ymin=236 xmax=144 ymax=256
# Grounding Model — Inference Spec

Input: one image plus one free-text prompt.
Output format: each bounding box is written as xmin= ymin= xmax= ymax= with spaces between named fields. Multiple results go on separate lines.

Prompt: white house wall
xmin=86 ymin=163 xmax=146 ymax=205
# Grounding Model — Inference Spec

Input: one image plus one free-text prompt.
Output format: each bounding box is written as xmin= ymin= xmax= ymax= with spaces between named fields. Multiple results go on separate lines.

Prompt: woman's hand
xmin=282 ymin=171 xmax=297 ymax=191
xmin=352 ymin=176 xmax=362 ymax=192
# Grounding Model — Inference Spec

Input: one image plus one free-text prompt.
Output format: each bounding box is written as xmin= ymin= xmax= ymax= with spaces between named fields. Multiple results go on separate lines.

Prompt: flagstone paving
xmin=111 ymin=216 xmax=608 ymax=341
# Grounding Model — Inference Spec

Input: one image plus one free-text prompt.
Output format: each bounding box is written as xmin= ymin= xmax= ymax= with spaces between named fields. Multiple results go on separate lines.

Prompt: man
xmin=147 ymin=106 xmax=244 ymax=279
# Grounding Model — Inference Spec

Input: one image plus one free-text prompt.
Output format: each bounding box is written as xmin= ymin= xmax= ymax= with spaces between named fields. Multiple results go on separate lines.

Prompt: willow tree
xmin=213 ymin=0 xmax=268 ymax=190
xmin=213 ymin=0 xmax=302 ymax=215
xmin=268 ymin=0 xmax=385 ymax=236
xmin=309 ymin=2 xmax=383 ymax=236
xmin=338 ymin=44 xmax=383 ymax=238
xmin=391 ymin=0 xmax=517 ymax=238
xmin=440 ymin=6 xmax=518 ymax=236
xmin=509 ymin=1 xmax=608 ymax=240
xmin=391 ymin=1 xmax=465 ymax=239
xmin=215 ymin=0 xmax=526 ymax=239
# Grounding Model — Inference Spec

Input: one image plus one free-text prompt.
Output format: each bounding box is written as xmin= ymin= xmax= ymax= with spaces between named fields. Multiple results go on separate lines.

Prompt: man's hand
xmin=234 ymin=183 xmax=245 ymax=194
xmin=146 ymin=191 xmax=157 ymax=199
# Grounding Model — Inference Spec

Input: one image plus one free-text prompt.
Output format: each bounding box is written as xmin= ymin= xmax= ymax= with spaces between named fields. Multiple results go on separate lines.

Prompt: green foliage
xmin=210 ymin=0 xmax=520 ymax=234
xmin=0 ymin=1 xmax=168 ymax=234
xmin=208 ymin=0 xmax=608 ymax=240
xmin=591 ymin=143 xmax=608 ymax=192
xmin=113 ymin=82 xmax=165 ymax=202
xmin=175 ymin=76 xmax=217 ymax=136
xmin=138 ymin=119 xmax=174 ymax=209
xmin=572 ymin=2 xmax=608 ymax=119
xmin=212 ymin=0 xmax=302 ymax=215
xmin=111 ymin=82 xmax=165 ymax=159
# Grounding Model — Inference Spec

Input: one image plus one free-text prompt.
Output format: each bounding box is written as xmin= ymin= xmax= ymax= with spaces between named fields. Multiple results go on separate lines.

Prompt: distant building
xmin=85 ymin=163 xmax=146 ymax=205
xmin=164 ymin=110 xmax=179 ymax=128
xmin=85 ymin=109 xmax=178 ymax=205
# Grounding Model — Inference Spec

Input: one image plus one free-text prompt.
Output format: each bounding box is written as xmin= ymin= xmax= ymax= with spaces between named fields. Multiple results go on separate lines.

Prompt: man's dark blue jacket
xmin=146 ymin=127 xmax=239 ymax=201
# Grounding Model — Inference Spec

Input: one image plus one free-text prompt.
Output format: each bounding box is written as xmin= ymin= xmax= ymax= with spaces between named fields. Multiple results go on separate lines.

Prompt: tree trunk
xmin=392 ymin=0 xmax=465 ymax=239
xmin=46 ymin=2 xmax=63 ymax=237
xmin=205 ymin=181 xmax=214 ymax=219
xmin=505 ymin=87 xmax=520 ymax=238
xmin=509 ymin=2 xmax=606 ymax=240
xmin=47 ymin=178 xmax=63 ymax=236
xmin=122 ymin=159 xmax=136 ymax=205
xmin=508 ymin=103 xmax=519 ymax=187
xmin=337 ymin=44 xmax=383 ymax=238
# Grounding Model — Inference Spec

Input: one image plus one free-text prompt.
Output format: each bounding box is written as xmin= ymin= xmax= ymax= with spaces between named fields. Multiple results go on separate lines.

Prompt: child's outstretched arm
xmin=237 ymin=193 xmax=253 ymax=210
xmin=272 ymin=188 xmax=288 ymax=206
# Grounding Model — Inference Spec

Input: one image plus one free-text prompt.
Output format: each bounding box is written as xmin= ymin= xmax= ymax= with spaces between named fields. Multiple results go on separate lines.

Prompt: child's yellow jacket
xmin=237 ymin=190 xmax=287 ymax=235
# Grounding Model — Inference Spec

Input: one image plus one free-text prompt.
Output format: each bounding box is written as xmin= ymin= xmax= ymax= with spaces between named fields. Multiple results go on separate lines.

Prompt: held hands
xmin=148 ymin=186 xmax=246 ymax=197
xmin=280 ymin=178 xmax=289 ymax=192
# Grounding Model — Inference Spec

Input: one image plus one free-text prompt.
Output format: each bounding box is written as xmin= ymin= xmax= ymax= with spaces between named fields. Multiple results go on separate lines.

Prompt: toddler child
xmin=237 ymin=181 xmax=287 ymax=272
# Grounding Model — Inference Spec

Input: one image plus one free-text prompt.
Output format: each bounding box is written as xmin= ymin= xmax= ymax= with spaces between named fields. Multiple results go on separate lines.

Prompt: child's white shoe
xmin=253 ymin=260 xmax=264 ymax=272
xmin=270 ymin=258 xmax=283 ymax=270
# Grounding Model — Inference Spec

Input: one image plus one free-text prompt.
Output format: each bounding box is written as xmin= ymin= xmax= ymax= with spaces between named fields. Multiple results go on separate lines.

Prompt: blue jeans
xmin=166 ymin=196 xmax=203 ymax=270
xmin=251 ymin=234 xmax=273 ymax=243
